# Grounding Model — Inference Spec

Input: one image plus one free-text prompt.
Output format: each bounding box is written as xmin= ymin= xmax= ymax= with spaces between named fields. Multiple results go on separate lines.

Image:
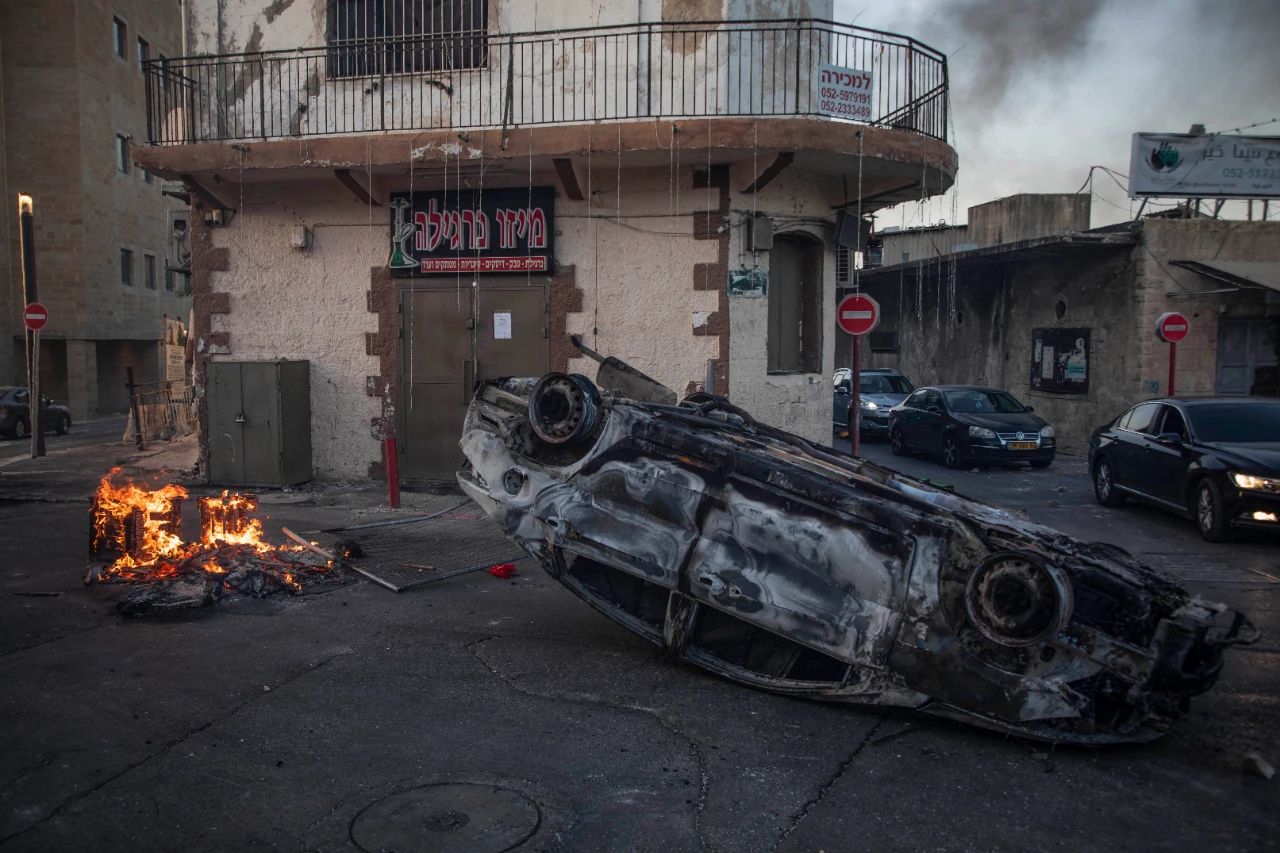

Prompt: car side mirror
xmin=927 ymin=404 xmax=943 ymax=415
xmin=1023 ymin=405 xmax=1034 ymax=413
xmin=1156 ymin=431 xmax=1184 ymax=446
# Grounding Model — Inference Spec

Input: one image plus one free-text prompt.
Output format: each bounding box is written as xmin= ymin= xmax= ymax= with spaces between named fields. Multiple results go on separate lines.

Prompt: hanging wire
xmin=589 ymin=122 xmax=598 ymax=341
xmin=854 ymin=130 xmax=864 ymax=295
xmin=1211 ymin=116 xmax=1279 ymax=134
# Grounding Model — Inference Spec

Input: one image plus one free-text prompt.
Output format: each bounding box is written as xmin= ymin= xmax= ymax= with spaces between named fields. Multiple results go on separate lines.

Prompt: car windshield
xmin=860 ymin=375 xmax=913 ymax=395
xmin=1188 ymin=401 xmax=1280 ymax=443
xmin=943 ymin=389 xmax=1026 ymax=414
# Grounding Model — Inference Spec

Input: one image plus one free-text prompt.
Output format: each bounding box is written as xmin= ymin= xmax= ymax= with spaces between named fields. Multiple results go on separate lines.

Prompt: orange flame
xmin=90 ymin=470 xmax=306 ymax=583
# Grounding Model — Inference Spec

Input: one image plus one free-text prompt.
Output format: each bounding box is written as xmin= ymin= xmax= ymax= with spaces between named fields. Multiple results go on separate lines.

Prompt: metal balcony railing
xmin=144 ymin=18 xmax=948 ymax=146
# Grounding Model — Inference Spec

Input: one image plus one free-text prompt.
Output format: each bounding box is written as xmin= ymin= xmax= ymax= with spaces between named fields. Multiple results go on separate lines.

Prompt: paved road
xmin=0 ymin=430 xmax=1275 ymax=850
xmin=0 ymin=415 xmax=127 ymax=463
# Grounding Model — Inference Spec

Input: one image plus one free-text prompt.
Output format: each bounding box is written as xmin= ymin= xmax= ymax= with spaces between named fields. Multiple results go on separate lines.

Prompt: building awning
xmin=1168 ymin=260 xmax=1280 ymax=293
xmin=852 ymin=229 xmax=1137 ymax=283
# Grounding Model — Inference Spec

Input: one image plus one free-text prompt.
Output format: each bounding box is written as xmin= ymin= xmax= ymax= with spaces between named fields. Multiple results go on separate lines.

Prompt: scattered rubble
xmin=1243 ymin=752 xmax=1275 ymax=781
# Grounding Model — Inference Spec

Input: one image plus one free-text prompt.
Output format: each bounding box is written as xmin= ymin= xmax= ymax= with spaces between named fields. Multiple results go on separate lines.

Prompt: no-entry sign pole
xmin=1156 ymin=312 xmax=1189 ymax=397
xmin=836 ymin=293 xmax=881 ymax=458
xmin=18 ymin=194 xmax=45 ymax=458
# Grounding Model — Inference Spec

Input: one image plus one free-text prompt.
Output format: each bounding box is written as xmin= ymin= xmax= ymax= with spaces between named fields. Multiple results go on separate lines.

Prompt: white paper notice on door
xmin=493 ymin=311 xmax=512 ymax=340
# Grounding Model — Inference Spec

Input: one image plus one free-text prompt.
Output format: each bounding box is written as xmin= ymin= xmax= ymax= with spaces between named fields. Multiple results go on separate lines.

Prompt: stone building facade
xmin=137 ymin=0 xmax=956 ymax=482
xmin=0 ymin=0 xmax=191 ymax=419
xmin=855 ymin=214 xmax=1280 ymax=453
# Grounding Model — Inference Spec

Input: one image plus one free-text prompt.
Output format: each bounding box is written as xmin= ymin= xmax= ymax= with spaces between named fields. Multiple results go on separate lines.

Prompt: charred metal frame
xmin=458 ymin=372 xmax=1253 ymax=743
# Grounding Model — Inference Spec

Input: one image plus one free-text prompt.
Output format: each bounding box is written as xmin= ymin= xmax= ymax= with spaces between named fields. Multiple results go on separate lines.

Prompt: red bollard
xmin=384 ymin=436 xmax=401 ymax=508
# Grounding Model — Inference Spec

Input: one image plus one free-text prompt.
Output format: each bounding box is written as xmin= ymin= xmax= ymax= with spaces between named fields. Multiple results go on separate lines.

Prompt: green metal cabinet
xmin=207 ymin=360 xmax=312 ymax=486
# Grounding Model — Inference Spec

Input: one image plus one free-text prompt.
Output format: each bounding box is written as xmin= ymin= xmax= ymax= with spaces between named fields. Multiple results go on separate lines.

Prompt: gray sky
xmin=837 ymin=0 xmax=1280 ymax=227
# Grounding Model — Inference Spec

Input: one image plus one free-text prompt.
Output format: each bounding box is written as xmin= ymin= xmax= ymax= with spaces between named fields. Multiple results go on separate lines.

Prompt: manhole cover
xmin=350 ymin=783 xmax=539 ymax=853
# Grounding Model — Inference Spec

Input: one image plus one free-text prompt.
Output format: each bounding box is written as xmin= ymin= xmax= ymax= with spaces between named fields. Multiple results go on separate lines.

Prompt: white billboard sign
xmin=815 ymin=64 xmax=876 ymax=122
xmin=1129 ymin=133 xmax=1280 ymax=198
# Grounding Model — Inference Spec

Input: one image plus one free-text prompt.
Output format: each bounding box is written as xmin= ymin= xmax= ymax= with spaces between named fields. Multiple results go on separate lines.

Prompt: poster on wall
xmin=388 ymin=187 xmax=555 ymax=275
xmin=1030 ymin=328 xmax=1090 ymax=394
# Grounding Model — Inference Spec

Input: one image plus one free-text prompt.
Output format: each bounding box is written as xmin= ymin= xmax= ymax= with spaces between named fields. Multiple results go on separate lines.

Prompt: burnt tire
xmin=56 ymin=414 xmax=70 ymax=436
xmin=1194 ymin=478 xmax=1231 ymax=543
xmin=890 ymin=425 xmax=907 ymax=456
xmin=1092 ymin=458 xmax=1126 ymax=507
xmin=942 ymin=434 xmax=963 ymax=469
xmin=528 ymin=373 xmax=602 ymax=446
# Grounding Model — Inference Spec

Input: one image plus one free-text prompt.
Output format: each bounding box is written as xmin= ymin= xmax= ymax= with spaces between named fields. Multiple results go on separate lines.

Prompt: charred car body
xmin=457 ymin=350 xmax=1254 ymax=743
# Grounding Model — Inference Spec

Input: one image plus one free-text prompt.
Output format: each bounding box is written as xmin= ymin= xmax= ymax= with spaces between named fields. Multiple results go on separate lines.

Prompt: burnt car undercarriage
xmin=457 ymin=351 xmax=1255 ymax=744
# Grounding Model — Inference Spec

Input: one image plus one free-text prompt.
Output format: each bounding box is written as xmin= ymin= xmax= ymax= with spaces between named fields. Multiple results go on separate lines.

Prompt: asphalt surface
xmin=0 ymin=429 xmax=1276 ymax=851
xmin=0 ymin=416 xmax=127 ymax=463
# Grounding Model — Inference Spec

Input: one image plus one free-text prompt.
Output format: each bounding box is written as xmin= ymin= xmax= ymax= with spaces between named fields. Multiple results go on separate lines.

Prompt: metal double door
xmin=398 ymin=281 xmax=547 ymax=480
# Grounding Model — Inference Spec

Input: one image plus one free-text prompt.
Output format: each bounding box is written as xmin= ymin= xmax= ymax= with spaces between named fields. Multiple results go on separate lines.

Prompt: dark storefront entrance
xmin=398 ymin=281 xmax=548 ymax=480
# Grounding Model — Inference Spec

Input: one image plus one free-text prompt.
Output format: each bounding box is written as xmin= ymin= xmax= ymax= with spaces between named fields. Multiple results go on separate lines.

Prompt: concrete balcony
xmin=137 ymin=18 xmax=955 ymax=208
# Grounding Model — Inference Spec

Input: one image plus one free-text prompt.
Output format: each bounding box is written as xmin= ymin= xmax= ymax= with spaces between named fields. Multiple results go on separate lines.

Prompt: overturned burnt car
xmin=457 ymin=349 xmax=1255 ymax=743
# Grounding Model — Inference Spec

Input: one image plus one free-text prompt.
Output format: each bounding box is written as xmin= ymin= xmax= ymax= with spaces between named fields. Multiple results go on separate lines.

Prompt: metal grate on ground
xmin=1137 ymin=553 xmax=1280 ymax=589
xmin=305 ymin=501 xmax=528 ymax=592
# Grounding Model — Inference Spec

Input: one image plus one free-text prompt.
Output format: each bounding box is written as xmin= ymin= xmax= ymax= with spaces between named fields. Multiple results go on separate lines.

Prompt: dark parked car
xmin=889 ymin=385 xmax=1055 ymax=469
xmin=833 ymin=368 xmax=914 ymax=438
xmin=1089 ymin=396 xmax=1280 ymax=542
xmin=0 ymin=387 xmax=71 ymax=439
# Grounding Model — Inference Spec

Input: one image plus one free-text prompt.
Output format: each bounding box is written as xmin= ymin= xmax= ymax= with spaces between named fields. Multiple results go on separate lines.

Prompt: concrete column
xmin=65 ymin=339 xmax=98 ymax=420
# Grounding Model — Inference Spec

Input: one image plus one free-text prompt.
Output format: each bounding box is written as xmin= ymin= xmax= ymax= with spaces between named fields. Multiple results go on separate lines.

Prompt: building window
xmin=767 ymin=233 xmax=823 ymax=374
xmin=144 ymin=254 xmax=157 ymax=289
xmin=113 ymin=17 xmax=127 ymax=58
xmin=326 ymin=0 xmax=488 ymax=78
xmin=115 ymin=135 xmax=130 ymax=173
xmin=835 ymin=246 xmax=850 ymax=285
xmin=120 ymin=248 xmax=134 ymax=285
xmin=137 ymin=37 xmax=149 ymax=71
xmin=141 ymin=167 xmax=153 ymax=184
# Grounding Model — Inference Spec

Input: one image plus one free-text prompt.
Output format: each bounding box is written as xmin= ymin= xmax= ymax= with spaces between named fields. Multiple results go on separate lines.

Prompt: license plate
xmin=1009 ymin=441 xmax=1038 ymax=451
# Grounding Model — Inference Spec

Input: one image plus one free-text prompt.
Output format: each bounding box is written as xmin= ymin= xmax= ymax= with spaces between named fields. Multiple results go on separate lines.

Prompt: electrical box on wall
xmin=747 ymin=215 xmax=774 ymax=251
xmin=290 ymin=225 xmax=312 ymax=250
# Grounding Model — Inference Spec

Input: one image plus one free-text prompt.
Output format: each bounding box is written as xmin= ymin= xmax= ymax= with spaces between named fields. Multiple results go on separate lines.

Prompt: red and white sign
xmin=837 ymin=293 xmax=880 ymax=336
xmin=1156 ymin=311 xmax=1189 ymax=343
xmin=23 ymin=302 xmax=48 ymax=332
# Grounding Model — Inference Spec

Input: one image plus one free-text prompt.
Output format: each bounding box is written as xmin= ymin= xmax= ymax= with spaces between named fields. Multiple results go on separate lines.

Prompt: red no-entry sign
xmin=837 ymin=293 xmax=880 ymax=336
xmin=23 ymin=302 xmax=48 ymax=331
xmin=1156 ymin=311 xmax=1189 ymax=343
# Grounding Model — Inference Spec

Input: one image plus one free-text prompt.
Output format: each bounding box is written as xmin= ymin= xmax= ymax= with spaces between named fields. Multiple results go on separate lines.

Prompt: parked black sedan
xmin=0 ymin=387 xmax=72 ymax=439
xmin=1089 ymin=396 xmax=1280 ymax=542
xmin=889 ymin=385 xmax=1056 ymax=469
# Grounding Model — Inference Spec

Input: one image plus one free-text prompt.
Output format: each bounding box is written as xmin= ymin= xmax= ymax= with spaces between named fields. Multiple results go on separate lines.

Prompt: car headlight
xmin=1040 ymin=426 xmax=1055 ymax=438
xmin=860 ymin=400 xmax=878 ymax=410
xmin=1230 ymin=472 xmax=1280 ymax=492
xmin=968 ymin=426 xmax=996 ymax=439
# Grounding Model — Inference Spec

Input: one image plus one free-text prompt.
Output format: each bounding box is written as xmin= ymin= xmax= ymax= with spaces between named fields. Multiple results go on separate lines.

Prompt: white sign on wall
xmin=815 ymin=64 xmax=876 ymax=122
xmin=1129 ymin=133 xmax=1280 ymax=198
xmin=493 ymin=311 xmax=512 ymax=340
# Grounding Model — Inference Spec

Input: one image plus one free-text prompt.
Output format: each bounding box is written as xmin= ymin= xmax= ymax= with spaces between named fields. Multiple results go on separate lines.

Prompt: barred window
xmin=835 ymin=246 xmax=850 ymax=284
xmin=326 ymin=0 xmax=488 ymax=78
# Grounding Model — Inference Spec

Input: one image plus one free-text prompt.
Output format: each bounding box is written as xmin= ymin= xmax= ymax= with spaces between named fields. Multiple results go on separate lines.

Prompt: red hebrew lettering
xmin=528 ymin=209 xmax=547 ymax=248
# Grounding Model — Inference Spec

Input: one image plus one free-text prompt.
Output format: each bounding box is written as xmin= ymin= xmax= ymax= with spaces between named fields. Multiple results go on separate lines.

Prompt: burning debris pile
xmin=87 ymin=470 xmax=346 ymax=615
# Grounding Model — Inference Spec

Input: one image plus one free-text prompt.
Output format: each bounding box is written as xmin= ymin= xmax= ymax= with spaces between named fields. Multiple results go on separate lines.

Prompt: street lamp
xmin=18 ymin=192 xmax=45 ymax=457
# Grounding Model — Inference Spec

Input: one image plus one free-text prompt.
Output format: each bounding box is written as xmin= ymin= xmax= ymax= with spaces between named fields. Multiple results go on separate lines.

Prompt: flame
xmin=199 ymin=491 xmax=270 ymax=551
xmin=91 ymin=468 xmax=189 ymax=573
xmin=90 ymin=471 xmax=317 ymax=587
